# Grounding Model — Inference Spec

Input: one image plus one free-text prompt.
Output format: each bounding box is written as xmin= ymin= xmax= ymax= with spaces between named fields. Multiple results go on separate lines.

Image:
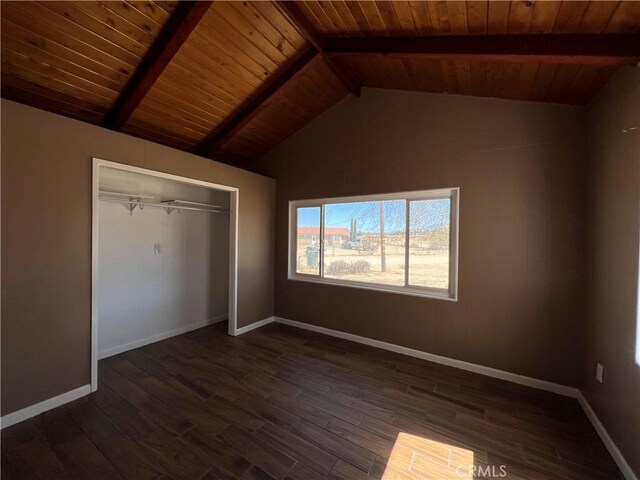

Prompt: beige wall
xmin=584 ymin=67 xmax=640 ymax=476
xmin=257 ymin=88 xmax=588 ymax=386
xmin=1 ymin=100 xmax=275 ymax=415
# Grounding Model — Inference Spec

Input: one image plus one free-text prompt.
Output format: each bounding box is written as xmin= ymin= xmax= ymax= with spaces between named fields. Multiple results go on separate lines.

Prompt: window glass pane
xmin=296 ymin=207 xmax=321 ymax=275
xmin=409 ymin=198 xmax=451 ymax=289
xmin=324 ymin=200 xmax=406 ymax=286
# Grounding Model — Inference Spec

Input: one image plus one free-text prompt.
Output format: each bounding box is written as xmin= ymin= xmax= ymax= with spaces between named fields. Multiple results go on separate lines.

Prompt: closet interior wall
xmin=97 ymin=166 xmax=230 ymax=359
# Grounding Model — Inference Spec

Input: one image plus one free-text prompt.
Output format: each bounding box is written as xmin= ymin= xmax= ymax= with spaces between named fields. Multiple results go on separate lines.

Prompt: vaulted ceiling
xmin=2 ymin=1 xmax=639 ymax=169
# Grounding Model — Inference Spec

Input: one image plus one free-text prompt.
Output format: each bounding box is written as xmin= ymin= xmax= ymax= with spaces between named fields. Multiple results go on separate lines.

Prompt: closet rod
xmin=99 ymin=196 xmax=229 ymax=214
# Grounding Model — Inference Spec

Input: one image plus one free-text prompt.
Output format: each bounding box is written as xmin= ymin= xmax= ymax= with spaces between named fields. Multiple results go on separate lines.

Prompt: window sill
xmin=287 ymin=274 xmax=458 ymax=302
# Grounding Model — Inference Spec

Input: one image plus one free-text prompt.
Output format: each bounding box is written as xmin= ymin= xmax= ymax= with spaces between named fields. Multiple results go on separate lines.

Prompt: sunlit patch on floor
xmin=382 ymin=433 xmax=475 ymax=479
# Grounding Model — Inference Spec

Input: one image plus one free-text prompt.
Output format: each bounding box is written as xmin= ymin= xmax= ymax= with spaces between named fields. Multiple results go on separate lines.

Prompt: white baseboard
xmin=274 ymin=317 xmax=576 ymax=396
xmin=273 ymin=316 xmax=637 ymax=480
xmin=576 ymin=393 xmax=638 ymax=480
xmin=235 ymin=316 xmax=275 ymax=336
xmin=98 ymin=314 xmax=228 ymax=360
xmin=0 ymin=384 xmax=91 ymax=430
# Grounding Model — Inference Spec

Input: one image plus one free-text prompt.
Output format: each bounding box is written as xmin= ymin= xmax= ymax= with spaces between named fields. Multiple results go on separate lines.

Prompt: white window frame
xmin=288 ymin=188 xmax=459 ymax=301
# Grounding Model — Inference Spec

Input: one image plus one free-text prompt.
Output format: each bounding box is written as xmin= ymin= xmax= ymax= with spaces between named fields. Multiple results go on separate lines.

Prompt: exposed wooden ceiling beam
xmin=324 ymin=34 xmax=640 ymax=66
xmin=101 ymin=1 xmax=213 ymax=130
xmin=275 ymin=1 xmax=361 ymax=96
xmin=198 ymin=48 xmax=318 ymax=156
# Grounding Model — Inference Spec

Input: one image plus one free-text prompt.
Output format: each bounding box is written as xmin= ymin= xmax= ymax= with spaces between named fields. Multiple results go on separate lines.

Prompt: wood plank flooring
xmin=1 ymin=322 xmax=623 ymax=479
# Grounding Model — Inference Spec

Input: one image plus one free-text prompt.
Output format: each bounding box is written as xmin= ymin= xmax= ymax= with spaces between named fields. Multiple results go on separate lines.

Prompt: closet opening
xmin=90 ymin=158 xmax=238 ymax=391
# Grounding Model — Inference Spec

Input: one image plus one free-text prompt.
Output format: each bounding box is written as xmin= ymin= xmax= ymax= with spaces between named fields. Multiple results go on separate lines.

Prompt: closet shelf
xmin=99 ymin=191 xmax=155 ymax=200
xmin=98 ymin=190 xmax=229 ymax=216
xmin=161 ymin=199 xmax=228 ymax=215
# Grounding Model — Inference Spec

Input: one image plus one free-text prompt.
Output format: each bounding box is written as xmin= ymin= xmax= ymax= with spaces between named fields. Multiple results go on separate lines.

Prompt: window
xmin=289 ymin=188 xmax=459 ymax=300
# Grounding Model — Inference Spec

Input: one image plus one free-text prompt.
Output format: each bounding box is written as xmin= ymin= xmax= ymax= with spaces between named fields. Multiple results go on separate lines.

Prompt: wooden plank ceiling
xmin=2 ymin=1 xmax=639 ymax=168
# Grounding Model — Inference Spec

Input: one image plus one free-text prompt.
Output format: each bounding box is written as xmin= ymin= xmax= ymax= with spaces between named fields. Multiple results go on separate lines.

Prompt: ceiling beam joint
xmin=275 ymin=1 xmax=361 ymax=96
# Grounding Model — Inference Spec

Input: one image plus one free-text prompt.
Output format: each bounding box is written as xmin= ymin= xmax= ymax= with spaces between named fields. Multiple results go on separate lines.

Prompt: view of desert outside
xmin=409 ymin=199 xmax=450 ymax=289
xmin=322 ymin=242 xmax=449 ymax=288
xmin=295 ymin=198 xmax=450 ymax=290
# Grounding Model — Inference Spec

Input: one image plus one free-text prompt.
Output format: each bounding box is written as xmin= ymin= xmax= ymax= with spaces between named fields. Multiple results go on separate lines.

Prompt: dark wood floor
xmin=1 ymin=322 xmax=622 ymax=480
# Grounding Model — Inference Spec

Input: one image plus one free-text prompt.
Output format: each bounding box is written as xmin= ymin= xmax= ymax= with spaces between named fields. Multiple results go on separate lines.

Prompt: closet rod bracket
xmin=129 ymin=201 xmax=144 ymax=215
xmin=164 ymin=207 xmax=183 ymax=215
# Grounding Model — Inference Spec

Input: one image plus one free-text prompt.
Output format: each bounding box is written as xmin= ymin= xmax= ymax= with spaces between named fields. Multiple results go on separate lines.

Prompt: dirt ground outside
xmin=297 ymin=244 xmax=449 ymax=289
